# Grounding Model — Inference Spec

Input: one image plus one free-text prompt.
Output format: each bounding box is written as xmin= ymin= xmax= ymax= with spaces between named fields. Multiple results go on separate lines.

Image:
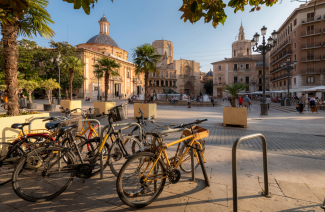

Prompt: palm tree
xmin=132 ymin=43 xmax=161 ymax=103
xmin=223 ymin=83 xmax=248 ymax=107
xmin=93 ymin=57 xmax=120 ymax=101
xmin=0 ymin=0 xmax=54 ymax=115
xmin=60 ymin=56 xmax=85 ymax=100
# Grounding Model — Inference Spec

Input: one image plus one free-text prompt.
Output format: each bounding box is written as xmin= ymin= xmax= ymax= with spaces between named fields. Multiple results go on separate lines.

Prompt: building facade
xmin=269 ymin=0 xmax=325 ymax=98
xmin=212 ymin=24 xmax=270 ymax=98
xmin=76 ymin=15 xmax=144 ymax=98
xmin=150 ymin=40 xmax=203 ymax=97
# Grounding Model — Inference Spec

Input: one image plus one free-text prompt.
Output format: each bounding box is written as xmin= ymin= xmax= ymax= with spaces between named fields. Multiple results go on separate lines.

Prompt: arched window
xmin=127 ymin=70 xmax=130 ymax=78
xmin=247 ymin=48 xmax=249 ymax=55
xmin=234 ymin=50 xmax=236 ymax=57
xmin=156 ymin=80 xmax=159 ymax=86
xmin=241 ymin=35 xmax=243 ymax=40
xmin=161 ymin=80 xmax=164 ymax=86
xmin=166 ymin=72 xmax=168 ymax=77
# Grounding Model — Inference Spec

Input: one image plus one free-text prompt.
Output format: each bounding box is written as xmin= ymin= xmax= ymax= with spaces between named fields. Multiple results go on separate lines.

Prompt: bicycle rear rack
xmin=232 ymin=133 xmax=271 ymax=212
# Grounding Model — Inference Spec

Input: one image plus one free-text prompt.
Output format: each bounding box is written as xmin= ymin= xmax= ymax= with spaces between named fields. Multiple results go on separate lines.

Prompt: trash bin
xmin=19 ymin=98 xmax=27 ymax=108
xmin=280 ymin=99 xmax=285 ymax=106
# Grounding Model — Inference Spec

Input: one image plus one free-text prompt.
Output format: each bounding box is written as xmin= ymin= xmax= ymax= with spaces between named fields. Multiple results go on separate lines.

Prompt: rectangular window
xmin=218 ymin=77 xmax=221 ymax=84
xmin=294 ymin=18 xmax=297 ymax=26
xmin=294 ymin=78 xmax=296 ymax=85
xmin=307 ymin=76 xmax=314 ymax=83
xmin=240 ymin=64 xmax=243 ymax=69
xmin=307 ymin=12 xmax=314 ymax=21
xmin=294 ymin=54 xmax=296 ymax=61
xmin=290 ymin=23 xmax=292 ymax=32
xmin=294 ymin=31 xmax=296 ymax=38
xmin=234 ymin=50 xmax=236 ymax=57
xmin=284 ymin=80 xmax=286 ymax=86
xmin=218 ymin=65 xmax=221 ymax=70
xmin=307 ymin=51 xmax=314 ymax=60
xmin=245 ymin=64 xmax=249 ymax=70
xmin=94 ymin=87 xmax=98 ymax=91
xmin=294 ymin=42 xmax=296 ymax=49
xmin=234 ymin=64 xmax=238 ymax=70
xmin=234 ymin=77 xmax=238 ymax=83
xmin=280 ymin=82 xmax=282 ymax=86
xmin=245 ymin=76 xmax=249 ymax=84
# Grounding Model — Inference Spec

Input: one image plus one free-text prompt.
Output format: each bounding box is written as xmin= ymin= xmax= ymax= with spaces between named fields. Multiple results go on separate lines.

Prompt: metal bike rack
xmin=99 ymin=122 xmax=142 ymax=179
xmin=28 ymin=116 xmax=66 ymax=131
xmin=232 ymin=133 xmax=271 ymax=212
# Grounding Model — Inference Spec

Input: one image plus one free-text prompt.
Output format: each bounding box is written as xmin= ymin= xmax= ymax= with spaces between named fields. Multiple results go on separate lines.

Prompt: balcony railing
xmin=301 ymin=28 xmax=322 ymax=37
xmin=270 ymin=49 xmax=293 ymax=66
xmin=301 ymin=42 xmax=322 ymax=49
xmin=301 ymin=15 xmax=322 ymax=24
xmin=270 ymin=40 xmax=291 ymax=57
xmin=301 ymin=68 xmax=323 ymax=75
xmin=301 ymin=55 xmax=322 ymax=62
xmin=270 ymin=73 xmax=291 ymax=82
xmin=270 ymin=67 xmax=283 ymax=74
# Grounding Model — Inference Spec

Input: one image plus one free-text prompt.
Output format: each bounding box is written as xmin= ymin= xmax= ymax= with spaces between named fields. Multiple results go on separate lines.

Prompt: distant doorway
xmin=137 ymin=86 xmax=140 ymax=96
xmin=115 ymin=84 xmax=120 ymax=97
xmin=184 ymin=89 xmax=190 ymax=95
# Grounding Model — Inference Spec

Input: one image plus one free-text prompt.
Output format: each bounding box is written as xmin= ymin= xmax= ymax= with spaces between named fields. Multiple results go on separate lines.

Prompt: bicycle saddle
xmin=45 ymin=122 xmax=60 ymax=130
xmin=11 ymin=123 xmax=30 ymax=129
xmin=58 ymin=124 xmax=78 ymax=133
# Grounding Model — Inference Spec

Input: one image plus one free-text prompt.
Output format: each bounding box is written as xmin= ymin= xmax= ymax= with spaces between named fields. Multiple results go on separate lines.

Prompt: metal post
xmin=232 ymin=133 xmax=271 ymax=212
xmin=190 ymin=147 xmax=195 ymax=182
xmin=260 ymin=36 xmax=268 ymax=115
xmin=97 ymin=74 xmax=100 ymax=100
xmin=58 ymin=66 xmax=61 ymax=105
xmin=286 ymin=69 xmax=291 ymax=106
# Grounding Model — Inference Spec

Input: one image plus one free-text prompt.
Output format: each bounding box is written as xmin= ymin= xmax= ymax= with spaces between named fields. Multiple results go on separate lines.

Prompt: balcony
xmin=270 ymin=74 xmax=291 ymax=82
xmin=301 ymin=42 xmax=322 ymax=50
xmin=270 ymin=67 xmax=283 ymax=74
xmin=301 ymin=28 xmax=322 ymax=37
xmin=270 ymin=40 xmax=291 ymax=58
xmin=301 ymin=55 xmax=322 ymax=62
xmin=301 ymin=15 xmax=322 ymax=24
xmin=301 ymin=68 xmax=324 ymax=75
xmin=112 ymin=76 xmax=123 ymax=81
xmin=270 ymin=49 xmax=293 ymax=66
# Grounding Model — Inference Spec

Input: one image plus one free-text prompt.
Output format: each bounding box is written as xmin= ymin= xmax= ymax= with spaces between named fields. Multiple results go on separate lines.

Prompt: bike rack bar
xmin=28 ymin=116 xmax=66 ymax=131
xmin=112 ymin=122 xmax=142 ymax=141
xmin=232 ymin=133 xmax=271 ymax=212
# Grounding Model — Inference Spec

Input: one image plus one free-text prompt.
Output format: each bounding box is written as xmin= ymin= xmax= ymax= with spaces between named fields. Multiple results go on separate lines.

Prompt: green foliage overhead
xmin=204 ymin=79 xmax=213 ymax=95
xmin=62 ymin=0 xmax=278 ymax=28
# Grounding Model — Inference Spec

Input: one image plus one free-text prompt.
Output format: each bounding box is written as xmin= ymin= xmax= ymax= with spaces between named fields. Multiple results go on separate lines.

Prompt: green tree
xmin=60 ymin=56 xmax=85 ymax=100
xmin=93 ymin=57 xmax=120 ymax=101
xmin=0 ymin=0 xmax=54 ymax=115
xmin=40 ymin=78 xmax=60 ymax=104
xmin=204 ymin=79 xmax=213 ymax=95
xmin=64 ymin=0 xmax=279 ymax=28
xmin=20 ymin=80 xmax=39 ymax=103
xmin=223 ymin=83 xmax=247 ymax=107
xmin=60 ymin=71 xmax=86 ymax=97
xmin=132 ymin=43 xmax=161 ymax=103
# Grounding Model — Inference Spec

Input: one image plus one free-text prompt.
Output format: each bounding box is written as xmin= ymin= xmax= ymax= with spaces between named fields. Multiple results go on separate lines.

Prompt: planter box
xmin=44 ymin=104 xmax=56 ymax=111
xmin=94 ymin=101 xmax=116 ymax=114
xmin=27 ymin=103 xmax=37 ymax=109
xmin=134 ymin=103 xmax=157 ymax=119
xmin=60 ymin=100 xmax=82 ymax=112
xmin=0 ymin=112 xmax=50 ymax=142
xmin=223 ymin=107 xmax=247 ymax=127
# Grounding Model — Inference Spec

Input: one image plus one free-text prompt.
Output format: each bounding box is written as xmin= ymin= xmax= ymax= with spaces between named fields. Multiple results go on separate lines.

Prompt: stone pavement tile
xmin=184 ymin=197 xmax=229 ymax=212
xmin=0 ymin=202 xmax=18 ymax=212
xmin=167 ymin=178 xmax=228 ymax=208
xmin=130 ymin=191 xmax=189 ymax=212
xmin=277 ymin=180 xmax=320 ymax=203
xmin=306 ymin=184 xmax=325 ymax=203
xmin=67 ymin=175 xmax=117 ymax=203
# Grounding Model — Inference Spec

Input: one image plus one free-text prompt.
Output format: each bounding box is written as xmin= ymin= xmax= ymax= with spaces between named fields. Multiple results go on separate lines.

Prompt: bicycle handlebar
xmin=174 ymin=119 xmax=208 ymax=128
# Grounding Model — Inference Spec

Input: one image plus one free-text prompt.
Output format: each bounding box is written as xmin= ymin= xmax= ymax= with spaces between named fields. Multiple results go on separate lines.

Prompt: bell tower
xmin=232 ymin=23 xmax=251 ymax=57
xmin=99 ymin=15 xmax=110 ymax=35
xmin=238 ymin=22 xmax=245 ymax=41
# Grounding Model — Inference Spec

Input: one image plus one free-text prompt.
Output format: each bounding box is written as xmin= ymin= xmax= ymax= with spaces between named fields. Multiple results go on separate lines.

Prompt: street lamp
xmin=132 ymin=77 xmax=137 ymax=96
xmin=251 ymin=26 xmax=278 ymax=115
xmin=280 ymin=57 xmax=297 ymax=106
xmin=51 ymin=52 xmax=62 ymax=104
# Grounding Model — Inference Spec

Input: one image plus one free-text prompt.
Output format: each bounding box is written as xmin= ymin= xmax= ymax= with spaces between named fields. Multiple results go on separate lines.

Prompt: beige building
xmin=269 ymin=0 xmax=325 ymax=98
xmin=151 ymin=40 xmax=202 ymax=97
xmin=212 ymin=24 xmax=270 ymax=98
xmin=76 ymin=15 xmax=144 ymax=98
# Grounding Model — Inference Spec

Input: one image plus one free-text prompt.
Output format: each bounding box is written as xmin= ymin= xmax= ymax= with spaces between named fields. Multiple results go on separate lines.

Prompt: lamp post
xmin=251 ymin=27 xmax=278 ymax=115
xmin=51 ymin=53 xmax=62 ymax=104
xmin=280 ymin=57 xmax=297 ymax=106
xmin=132 ymin=77 xmax=137 ymax=96
xmin=150 ymin=80 xmax=156 ymax=98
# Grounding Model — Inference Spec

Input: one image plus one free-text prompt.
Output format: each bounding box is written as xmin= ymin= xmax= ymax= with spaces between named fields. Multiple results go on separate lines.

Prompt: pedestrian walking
xmin=187 ymin=96 xmax=191 ymax=108
xmin=228 ymin=96 xmax=232 ymax=106
xmin=211 ymin=96 xmax=215 ymax=107
xmin=243 ymin=95 xmax=250 ymax=110
xmin=238 ymin=95 xmax=243 ymax=107
xmin=310 ymin=95 xmax=318 ymax=113
xmin=299 ymin=94 xmax=306 ymax=114
xmin=266 ymin=96 xmax=271 ymax=109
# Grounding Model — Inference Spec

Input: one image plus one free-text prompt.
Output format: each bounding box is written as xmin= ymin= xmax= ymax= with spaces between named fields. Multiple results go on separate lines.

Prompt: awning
xmin=302 ymin=86 xmax=325 ymax=92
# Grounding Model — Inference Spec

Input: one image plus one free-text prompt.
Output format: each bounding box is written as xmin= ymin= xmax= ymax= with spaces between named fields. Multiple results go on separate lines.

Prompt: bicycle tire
xmin=179 ymin=139 xmax=205 ymax=173
xmin=116 ymin=152 xmax=166 ymax=208
xmin=12 ymin=146 xmax=76 ymax=202
xmin=0 ymin=142 xmax=24 ymax=186
xmin=196 ymin=145 xmax=210 ymax=187
xmin=77 ymin=138 xmax=110 ymax=177
xmin=109 ymin=136 xmax=141 ymax=177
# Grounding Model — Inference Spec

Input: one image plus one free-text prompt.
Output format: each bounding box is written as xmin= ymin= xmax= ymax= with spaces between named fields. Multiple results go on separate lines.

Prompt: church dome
xmin=86 ymin=34 xmax=119 ymax=48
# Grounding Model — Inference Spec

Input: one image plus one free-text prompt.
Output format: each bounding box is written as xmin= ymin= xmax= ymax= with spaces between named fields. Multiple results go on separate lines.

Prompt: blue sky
xmin=20 ymin=0 xmax=302 ymax=73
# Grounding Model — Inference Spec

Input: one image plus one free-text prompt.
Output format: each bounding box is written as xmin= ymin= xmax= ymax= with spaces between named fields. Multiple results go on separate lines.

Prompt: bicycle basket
xmin=85 ymin=108 xmax=101 ymax=121
xmin=59 ymin=116 xmax=83 ymax=136
xmin=110 ymin=103 xmax=128 ymax=122
xmin=182 ymin=125 xmax=209 ymax=140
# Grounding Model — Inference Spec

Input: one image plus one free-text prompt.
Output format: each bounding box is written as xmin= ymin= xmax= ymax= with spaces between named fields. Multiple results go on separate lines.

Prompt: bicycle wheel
xmin=116 ymin=152 xmax=166 ymax=208
xmin=179 ymin=139 xmax=205 ymax=173
xmin=109 ymin=136 xmax=141 ymax=177
xmin=12 ymin=146 xmax=76 ymax=202
xmin=0 ymin=142 xmax=24 ymax=186
xmin=77 ymin=138 xmax=110 ymax=177
xmin=196 ymin=145 xmax=210 ymax=187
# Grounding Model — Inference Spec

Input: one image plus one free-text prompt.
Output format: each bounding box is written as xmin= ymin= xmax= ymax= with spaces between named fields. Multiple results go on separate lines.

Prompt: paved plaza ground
xmin=1 ymin=98 xmax=325 ymax=211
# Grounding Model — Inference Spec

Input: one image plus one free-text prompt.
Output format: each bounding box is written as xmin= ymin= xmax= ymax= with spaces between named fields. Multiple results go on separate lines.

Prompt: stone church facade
xmin=212 ymin=24 xmax=270 ymax=98
xmin=75 ymin=15 xmax=145 ymax=98
xmin=149 ymin=40 xmax=202 ymax=97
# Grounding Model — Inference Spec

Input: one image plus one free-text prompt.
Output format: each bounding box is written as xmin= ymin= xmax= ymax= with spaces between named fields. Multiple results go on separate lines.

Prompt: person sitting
xmin=197 ymin=96 xmax=200 ymax=102
xmin=85 ymin=96 xmax=88 ymax=101
xmin=174 ymin=96 xmax=178 ymax=104
xmin=88 ymin=97 xmax=91 ymax=102
xmin=170 ymin=96 xmax=174 ymax=104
